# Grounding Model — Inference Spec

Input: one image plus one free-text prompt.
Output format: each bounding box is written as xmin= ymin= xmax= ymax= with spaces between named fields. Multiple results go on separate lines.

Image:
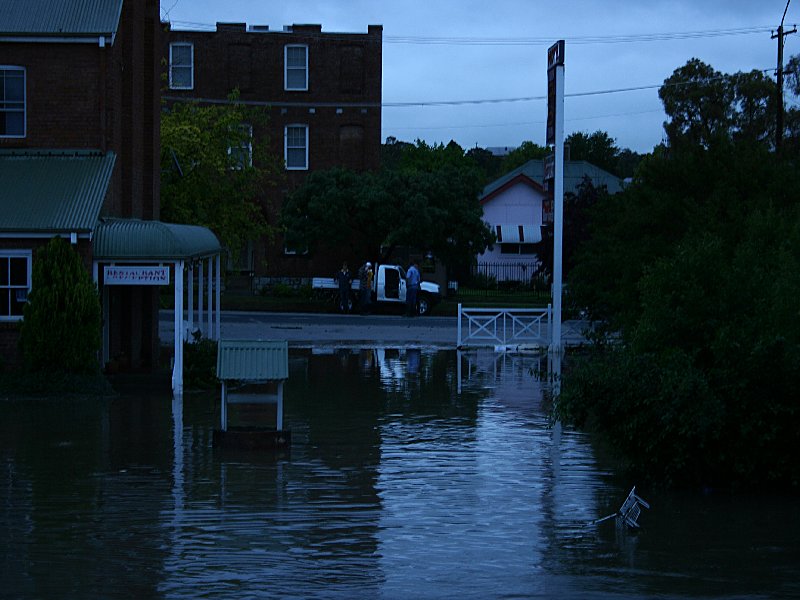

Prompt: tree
xmin=558 ymin=57 xmax=800 ymax=488
xmin=280 ymin=140 xmax=494 ymax=270
xmin=658 ymin=58 xmax=793 ymax=150
xmin=160 ymin=92 xmax=282 ymax=257
xmin=659 ymin=58 xmax=734 ymax=149
xmin=534 ymin=175 xmax=608 ymax=282
xmin=499 ymin=141 xmax=549 ymax=172
xmin=565 ymin=130 xmax=619 ymax=175
xmin=20 ymin=238 xmax=101 ymax=374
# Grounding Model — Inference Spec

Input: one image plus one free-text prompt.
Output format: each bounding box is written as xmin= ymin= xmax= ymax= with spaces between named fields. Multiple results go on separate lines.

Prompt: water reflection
xmin=1 ymin=349 xmax=799 ymax=599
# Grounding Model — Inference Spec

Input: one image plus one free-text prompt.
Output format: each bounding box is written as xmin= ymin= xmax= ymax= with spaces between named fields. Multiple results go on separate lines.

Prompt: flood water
xmin=2 ymin=348 xmax=799 ymax=599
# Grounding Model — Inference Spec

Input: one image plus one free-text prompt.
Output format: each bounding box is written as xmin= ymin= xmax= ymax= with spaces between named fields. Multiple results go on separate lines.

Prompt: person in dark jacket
xmin=335 ymin=262 xmax=352 ymax=313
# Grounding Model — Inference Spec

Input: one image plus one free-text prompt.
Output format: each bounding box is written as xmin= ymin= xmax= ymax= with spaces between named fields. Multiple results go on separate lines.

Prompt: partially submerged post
xmin=213 ymin=340 xmax=290 ymax=449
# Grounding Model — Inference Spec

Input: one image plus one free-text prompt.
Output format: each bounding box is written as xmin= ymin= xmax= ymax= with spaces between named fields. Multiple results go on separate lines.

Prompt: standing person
xmin=359 ymin=261 xmax=373 ymax=314
xmin=335 ymin=262 xmax=352 ymax=313
xmin=406 ymin=260 xmax=421 ymax=316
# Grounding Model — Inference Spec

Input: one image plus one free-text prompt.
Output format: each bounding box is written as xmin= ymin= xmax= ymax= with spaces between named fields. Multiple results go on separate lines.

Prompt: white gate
xmin=457 ymin=304 xmax=551 ymax=350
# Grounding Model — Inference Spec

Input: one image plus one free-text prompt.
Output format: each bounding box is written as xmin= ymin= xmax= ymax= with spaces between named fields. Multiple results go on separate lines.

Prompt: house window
xmin=285 ymin=124 xmax=308 ymax=170
xmin=285 ymin=45 xmax=308 ymax=91
xmin=169 ymin=43 xmax=194 ymax=90
xmin=1 ymin=251 xmax=32 ymax=320
xmin=228 ymin=124 xmax=253 ymax=169
xmin=499 ymin=243 xmax=537 ymax=255
xmin=1 ymin=67 xmax=25 ymax=138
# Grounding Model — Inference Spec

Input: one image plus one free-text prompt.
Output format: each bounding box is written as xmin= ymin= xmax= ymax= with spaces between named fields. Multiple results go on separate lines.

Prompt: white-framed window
xmin=284 ymin=45 xmax=308 ymax=91
xmin=1 ymin=250 xmax=32 ymax=321
xmin=1 ymin=66 xmax=25 ymax=138
xmin=169 ymin=43 xmax=194 ymax=90
xmin=228 ymin=123 xmax=253 ymax=169
xmin=285 ymin=124 xmax=308 ymax=170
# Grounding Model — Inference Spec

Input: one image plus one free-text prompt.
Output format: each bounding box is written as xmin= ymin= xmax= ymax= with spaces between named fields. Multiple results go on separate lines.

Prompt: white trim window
xmin=0 ymin=250 xmax=32 ymax=320
xmin=0 ymin=66 xmax=25 ymax=138
xmin=284 ymin=45 xmax=308 ymax=91
xmin=169 ymin=43 xmax=194 ymax=90
xmin=228 ymin=123 xmax=253 ymax=169
xmin=285 ymin=124 xmax=308 ymax=170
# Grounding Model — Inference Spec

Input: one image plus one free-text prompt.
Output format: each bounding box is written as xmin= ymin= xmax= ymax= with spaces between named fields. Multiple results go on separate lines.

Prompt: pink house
xmin=478 ymin=159 xmax=623 ymax=281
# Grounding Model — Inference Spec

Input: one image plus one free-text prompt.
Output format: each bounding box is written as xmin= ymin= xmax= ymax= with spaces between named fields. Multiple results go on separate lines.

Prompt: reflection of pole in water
xmin=169 ymin=392 xmax=186 ymax=563
xmin=548 ymin=350 xmax=562 ymax=400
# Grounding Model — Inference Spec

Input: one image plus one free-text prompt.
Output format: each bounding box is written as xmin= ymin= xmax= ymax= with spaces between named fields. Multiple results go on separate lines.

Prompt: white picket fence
xmin=457 ymin=304 xmax=551 ymax=350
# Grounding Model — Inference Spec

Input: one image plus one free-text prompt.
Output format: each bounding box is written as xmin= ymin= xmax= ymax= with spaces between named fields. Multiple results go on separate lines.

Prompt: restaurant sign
xmin=104 ymin=266 xmax=170 ymax=286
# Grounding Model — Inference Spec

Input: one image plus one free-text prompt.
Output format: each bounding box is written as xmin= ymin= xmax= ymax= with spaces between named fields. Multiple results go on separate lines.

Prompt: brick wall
xmin=163 ymin=22 xmax=383 ymax=278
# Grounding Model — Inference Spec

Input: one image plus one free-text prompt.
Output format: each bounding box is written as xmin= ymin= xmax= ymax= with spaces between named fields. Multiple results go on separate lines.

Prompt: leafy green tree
xmin=281 ymin=140 xmax=494 ymax=270
xmin=534 ymin=175 xmax=608 ymax=282
xmin=659 ymin=58 xmax=734 ymax=149
xmin=499 ymin=140 xmax=549 ymax=172
xmin=20 ymin=238 xmax=101 ymax=374
xmin=558 ymin=57 xmax=800 ymax=489
xmin=160 ymin=93 xmax=282 ymax=257
xmin=565 ymin=130 xmax=620 ymax=175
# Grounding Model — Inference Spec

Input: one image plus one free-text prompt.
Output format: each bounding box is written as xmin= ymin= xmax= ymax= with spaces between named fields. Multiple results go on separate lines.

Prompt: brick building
xmin=0 ymin=0 xmax=220 ymax=384
xmin=162 ymin=22 xmax=383 ymax=279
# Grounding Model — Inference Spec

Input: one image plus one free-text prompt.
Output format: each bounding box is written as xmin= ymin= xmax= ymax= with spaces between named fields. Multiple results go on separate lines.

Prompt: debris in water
xmin=592 ymin=486 xmax=650 ymax=528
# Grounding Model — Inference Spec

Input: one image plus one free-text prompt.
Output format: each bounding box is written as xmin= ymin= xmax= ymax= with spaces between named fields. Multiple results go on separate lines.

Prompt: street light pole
xmin=773 ymin=0 xmax=796 ymax=151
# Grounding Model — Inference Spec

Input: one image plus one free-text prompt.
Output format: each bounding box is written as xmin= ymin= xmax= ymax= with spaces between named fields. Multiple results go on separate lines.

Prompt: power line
xmin=164 ymin=20 xmax=777 ymax=46
xmin=383 ymin=107 xmax=665 ymax=132
xmin=386 ymin=26 xmax=776 ymax=46
xmin=382 ymin=69 xmax=775 ymax=108
xmin=165 ymin=67 xmax=777 ymax=111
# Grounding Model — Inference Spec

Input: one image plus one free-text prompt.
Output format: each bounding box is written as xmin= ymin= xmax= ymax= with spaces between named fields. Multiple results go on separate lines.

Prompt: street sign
xmin=546 ymin=40 xmax=565 ymax=146
xmin=104 ymin=265 xmax=170 ymax=285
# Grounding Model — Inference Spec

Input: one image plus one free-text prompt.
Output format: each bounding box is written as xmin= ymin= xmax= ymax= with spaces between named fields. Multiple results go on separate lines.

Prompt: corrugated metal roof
xmin=0 ymin=0 xmax=123 ymax=36
xmin=481 ymin=159 xmax=624 ymax=201
xmin=93 ymin=219 xmax=222 ymax=261
xmin=217 ymin=340 xmax=289 ymax=381
xmin=0 ymin=150 xmax=115 ymax=233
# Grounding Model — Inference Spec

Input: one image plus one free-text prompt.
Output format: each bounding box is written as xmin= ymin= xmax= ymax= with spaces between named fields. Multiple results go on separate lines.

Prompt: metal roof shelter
xmin=0 ymin=0 xmax=123 ymax=43
xmin=0 ymin=150 xmax=115 ymax=235
xmin=93 ymin=219 xmax=223 ymax=394
xmin=215 ymin=340 xmax=290 ymax=447
xmin=0 ymin=151 xmax=222 ymax=393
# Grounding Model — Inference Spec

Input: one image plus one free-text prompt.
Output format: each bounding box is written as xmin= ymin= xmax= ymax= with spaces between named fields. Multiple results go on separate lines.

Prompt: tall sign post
xmin=546 ymin=40 xmax=565 ymax=353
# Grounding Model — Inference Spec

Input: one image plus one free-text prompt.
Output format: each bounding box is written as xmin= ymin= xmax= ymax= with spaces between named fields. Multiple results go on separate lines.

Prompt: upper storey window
xmin=1 ymin=67 xmax=25 ymax=138
xmin=285 ymin=45 xmax=308 ymax=91
xmin=169 ymin=43 xmax=194 ymax=90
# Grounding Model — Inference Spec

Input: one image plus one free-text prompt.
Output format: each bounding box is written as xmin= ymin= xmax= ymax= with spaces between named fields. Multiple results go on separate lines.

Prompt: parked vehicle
xmin=312 ymin=264 xmax=442 ymax=315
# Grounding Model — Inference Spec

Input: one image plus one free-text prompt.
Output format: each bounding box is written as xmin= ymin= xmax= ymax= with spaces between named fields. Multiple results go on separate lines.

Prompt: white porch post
xmin=198 ymin=260 xmax=204 ymax=338
xmin=207 ymin=256 xmax=213 ymax=338
xmin=187 ymin=262 xmax=194 ymax=338
xmin=172 ymin=260 xmax=185 ymax=393
xmin=215 ymin=253 xmax=221 ymax=341
xmin=276 ymin=381 xmax=284 ymax=430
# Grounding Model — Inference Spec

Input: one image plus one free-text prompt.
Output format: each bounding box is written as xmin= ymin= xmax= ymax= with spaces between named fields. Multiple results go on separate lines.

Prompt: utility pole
xmin=773 ymin=0 xmax=796 ymax=151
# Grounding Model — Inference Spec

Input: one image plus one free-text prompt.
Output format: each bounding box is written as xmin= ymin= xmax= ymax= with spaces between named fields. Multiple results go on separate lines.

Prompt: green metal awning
xmin=93 ymin=218 xmax=222 ymax=261
xmin=217 ymin=340 xmax=289 ymax=382
xmin=0 ymin=0 xmax=123 ymax=37
xmin=0 ymin=150 xmax=115 ymax=233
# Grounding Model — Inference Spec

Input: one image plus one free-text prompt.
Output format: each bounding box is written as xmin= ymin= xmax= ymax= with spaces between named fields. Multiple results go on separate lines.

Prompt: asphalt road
xmin=159 ymin=310 xmax=591 ymax=349
xmin=159 ymin=310 xmax=459 ymax=347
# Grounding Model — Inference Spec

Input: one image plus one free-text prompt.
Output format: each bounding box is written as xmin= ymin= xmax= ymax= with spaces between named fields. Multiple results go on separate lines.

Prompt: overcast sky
xmin=161 ymin=0 xmax=798 ymax=154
